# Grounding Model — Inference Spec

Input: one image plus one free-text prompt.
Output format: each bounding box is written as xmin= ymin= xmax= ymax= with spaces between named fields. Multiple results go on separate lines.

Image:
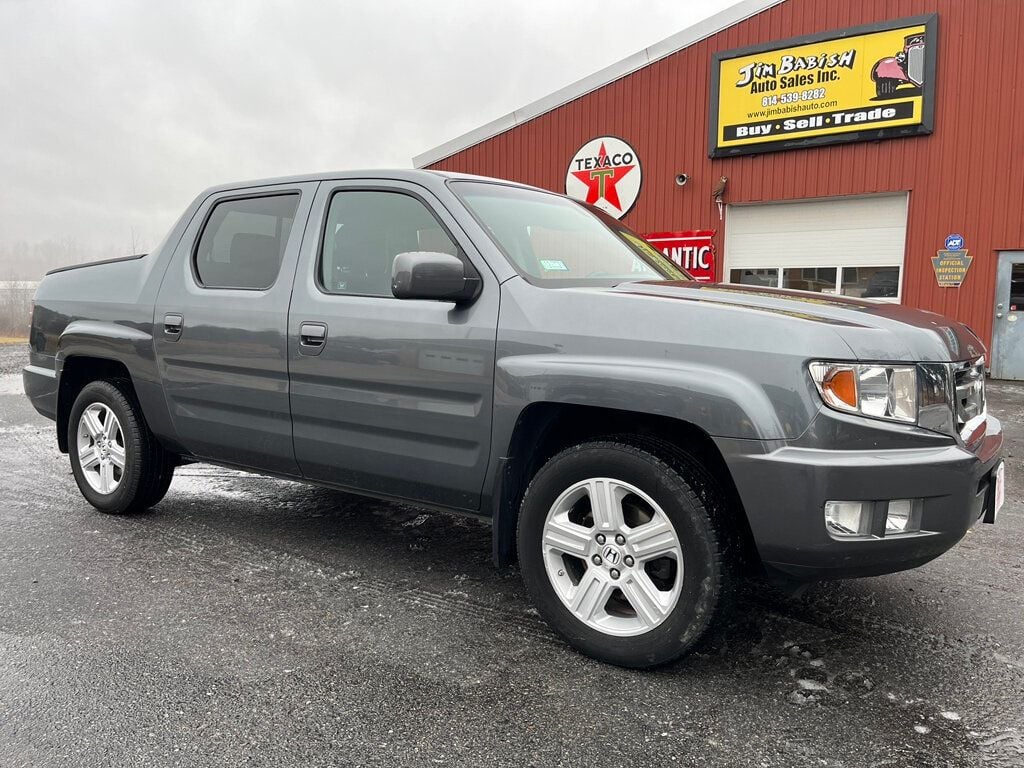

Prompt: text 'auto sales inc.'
xmin=416 ymin=0 xmax=1024 ymax=380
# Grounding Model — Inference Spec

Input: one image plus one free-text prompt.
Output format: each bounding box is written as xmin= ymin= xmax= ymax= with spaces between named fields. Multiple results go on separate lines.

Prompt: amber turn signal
xmin=822 ymin=367 xmax=858 ymax=409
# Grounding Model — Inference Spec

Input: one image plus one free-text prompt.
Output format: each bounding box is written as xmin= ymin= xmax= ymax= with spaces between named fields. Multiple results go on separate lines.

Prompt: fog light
xmin=885 ymin=499 xmax=920 ymax=534
xmin=825 ymin=501 xmax=868 ymax=537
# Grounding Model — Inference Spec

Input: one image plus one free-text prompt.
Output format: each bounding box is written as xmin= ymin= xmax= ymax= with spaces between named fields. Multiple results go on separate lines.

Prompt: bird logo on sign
xmin=711 ymin=176 xmax=728 ymax=220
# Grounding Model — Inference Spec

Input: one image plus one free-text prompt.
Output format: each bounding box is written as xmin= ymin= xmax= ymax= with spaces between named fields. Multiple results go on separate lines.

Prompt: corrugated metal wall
xmin=427 ymin=0 xmax=1024 ymax=349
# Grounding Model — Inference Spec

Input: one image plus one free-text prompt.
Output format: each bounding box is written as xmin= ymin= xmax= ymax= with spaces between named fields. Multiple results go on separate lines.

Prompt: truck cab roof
xmin=196 ymin=169 xmax=539 ymax=199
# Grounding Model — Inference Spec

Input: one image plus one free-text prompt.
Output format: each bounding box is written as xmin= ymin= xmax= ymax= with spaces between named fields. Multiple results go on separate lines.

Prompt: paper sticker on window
xmin=539 ymin=259 xmax=569 ymax=271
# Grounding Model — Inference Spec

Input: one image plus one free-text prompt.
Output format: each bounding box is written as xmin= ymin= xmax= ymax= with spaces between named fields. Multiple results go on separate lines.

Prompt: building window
xmin=729 ymin=265 xmax=901 ymax=300
xmin=729 ymin=268 xmax=778 ymax=287
xmin=841 ymin=266 xmax=900 ymax=298
xmin=783 ymin=267 xmax=837 ymax=293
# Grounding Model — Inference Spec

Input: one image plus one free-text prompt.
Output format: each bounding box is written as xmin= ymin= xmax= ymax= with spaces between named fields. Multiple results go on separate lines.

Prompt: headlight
xmin=809 ymin=362 xmax=918 ymax=424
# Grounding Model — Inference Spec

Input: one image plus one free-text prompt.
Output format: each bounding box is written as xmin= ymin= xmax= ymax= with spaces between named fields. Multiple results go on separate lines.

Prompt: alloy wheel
xmin=541 ymin=477 xmax=683 ymax=636
xmin=76 ymin=403 xmax=126 ymax=495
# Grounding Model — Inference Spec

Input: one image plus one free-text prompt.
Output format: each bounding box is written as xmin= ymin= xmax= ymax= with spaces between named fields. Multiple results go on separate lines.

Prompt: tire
xmin=67 ymin=379 xmax=174 ymax=515
xmin=143 ymin=454 xmax=177 ymax=508
xmin=517 ymin=438 xmax=733 ymax=668
xmin=875 ymin=77 xmax=897 ymax=98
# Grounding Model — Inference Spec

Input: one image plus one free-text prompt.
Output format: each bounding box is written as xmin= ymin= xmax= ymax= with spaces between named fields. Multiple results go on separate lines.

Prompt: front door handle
xmin=298 ymin=322 xmax=328 ymax=356
xmin=164 ymin=313 xmax=184 ymax=340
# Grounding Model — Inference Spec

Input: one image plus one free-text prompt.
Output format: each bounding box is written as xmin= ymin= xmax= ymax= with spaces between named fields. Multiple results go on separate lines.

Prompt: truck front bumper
xmin=717 ymin=416 xmax=1003 ymax=580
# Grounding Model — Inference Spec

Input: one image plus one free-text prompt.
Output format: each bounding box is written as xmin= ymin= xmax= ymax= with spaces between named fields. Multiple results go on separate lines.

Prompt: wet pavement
xmin=1 ymin=342 xmax=1022 ymax=767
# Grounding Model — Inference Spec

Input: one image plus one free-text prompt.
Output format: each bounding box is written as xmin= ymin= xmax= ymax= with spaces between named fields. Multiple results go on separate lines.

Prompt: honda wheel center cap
xmin=602 ymin=545 xmax=621 ymax=566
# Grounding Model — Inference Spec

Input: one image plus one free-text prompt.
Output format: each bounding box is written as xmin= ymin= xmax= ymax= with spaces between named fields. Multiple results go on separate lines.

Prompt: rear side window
xmin=194 ymin=194 xmax=299 ymax=289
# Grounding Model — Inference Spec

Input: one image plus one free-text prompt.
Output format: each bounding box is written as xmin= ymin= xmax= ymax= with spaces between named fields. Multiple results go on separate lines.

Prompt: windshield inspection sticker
xmin=539 ymin=259 xmax=570 ymax=271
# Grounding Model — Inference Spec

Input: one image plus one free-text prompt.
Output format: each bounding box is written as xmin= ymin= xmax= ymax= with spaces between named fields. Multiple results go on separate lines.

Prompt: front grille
xmin=953 ymin=358 xmax=987 ymax=442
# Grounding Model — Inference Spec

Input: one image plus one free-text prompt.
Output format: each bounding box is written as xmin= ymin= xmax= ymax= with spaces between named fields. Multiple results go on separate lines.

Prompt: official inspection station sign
xmin=931 ymin=250 xmax=972 ymax=288
xmin=709 ymin=15 xmax=937 ymax=157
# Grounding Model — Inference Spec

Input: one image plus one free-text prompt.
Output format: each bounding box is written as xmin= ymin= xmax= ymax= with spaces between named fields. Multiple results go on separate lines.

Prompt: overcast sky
xmin=2 ymin=0 xmax=738 ymax=260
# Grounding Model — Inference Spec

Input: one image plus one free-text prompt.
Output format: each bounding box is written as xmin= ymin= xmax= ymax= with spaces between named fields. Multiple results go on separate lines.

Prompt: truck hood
xmin=615 ymin=281 xmax=986 ymax=363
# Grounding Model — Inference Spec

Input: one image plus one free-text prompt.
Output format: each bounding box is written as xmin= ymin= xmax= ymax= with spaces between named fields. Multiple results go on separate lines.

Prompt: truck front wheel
xmin=875 ymin=77 xmax=898 ymax=97
xmin=68 ymin=380 xmax=175 ymax=514
xmin=517 ymin=439 xmax=733 ymax=668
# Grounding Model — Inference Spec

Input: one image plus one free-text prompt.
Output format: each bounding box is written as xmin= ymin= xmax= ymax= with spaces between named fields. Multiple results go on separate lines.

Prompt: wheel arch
xmin=490 ymin=402 xmax=758 ymax=570
xmin=54 ymin=320 xmax=180 ymax=455
xmin=56 ymin=355 xmax=137 ymax=453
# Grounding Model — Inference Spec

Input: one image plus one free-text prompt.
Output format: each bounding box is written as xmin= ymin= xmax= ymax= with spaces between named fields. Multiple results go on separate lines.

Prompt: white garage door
xmin=725 ymin=193 xmax=908 ymax=300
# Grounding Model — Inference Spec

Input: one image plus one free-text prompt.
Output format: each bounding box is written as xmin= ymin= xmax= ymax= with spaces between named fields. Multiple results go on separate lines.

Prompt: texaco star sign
xmin=565 ymin=136 xmax=642 ymax=219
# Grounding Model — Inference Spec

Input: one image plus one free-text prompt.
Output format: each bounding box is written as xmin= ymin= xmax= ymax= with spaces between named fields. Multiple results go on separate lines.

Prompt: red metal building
xmin=417 ymin=0 xmax=1024 ymax=379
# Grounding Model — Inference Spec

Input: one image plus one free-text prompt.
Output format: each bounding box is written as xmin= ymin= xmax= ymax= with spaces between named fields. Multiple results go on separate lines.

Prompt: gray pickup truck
xmin=24 ymin=170 xmax=1004 ymax=667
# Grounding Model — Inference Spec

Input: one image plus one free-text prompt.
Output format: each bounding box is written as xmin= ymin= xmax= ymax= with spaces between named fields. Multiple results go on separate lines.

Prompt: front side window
xmin=452 ymin=181 xmax=687 ymax=286
xmin=194 ymin=194 xmax=299 ymax=289
xmin=319 ymin=190 xmax=460 ymax=296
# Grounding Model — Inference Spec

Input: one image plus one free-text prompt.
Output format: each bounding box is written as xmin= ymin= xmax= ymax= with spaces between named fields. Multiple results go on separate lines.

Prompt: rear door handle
xmin=299 ymin=322 xmax=328 ymax=356
xmin=164 ymin=313 xmax=184 ymax=340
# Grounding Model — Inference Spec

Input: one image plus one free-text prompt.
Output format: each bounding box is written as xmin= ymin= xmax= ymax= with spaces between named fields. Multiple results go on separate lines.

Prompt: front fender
xmin=482 ymin=355 xmax=804 ymax=567
xmin=872 ymin=58 xmax=907 ymax=81
xmin=495 ymin=355 xmax=787 ymax=441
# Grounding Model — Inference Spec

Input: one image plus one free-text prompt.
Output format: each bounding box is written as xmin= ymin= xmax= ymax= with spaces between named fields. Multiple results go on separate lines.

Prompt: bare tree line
xmin=0 ymin=235 xmax=147 ymax=337
xmin=0 ymin=283 xmax=34 ymax=337
xmin=0 ymin=238 xmax=116 ymax=281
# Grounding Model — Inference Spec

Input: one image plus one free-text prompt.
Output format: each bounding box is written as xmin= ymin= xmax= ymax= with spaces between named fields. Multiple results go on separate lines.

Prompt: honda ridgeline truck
xmin=24 ymin=171 xmax=1004 ymax=667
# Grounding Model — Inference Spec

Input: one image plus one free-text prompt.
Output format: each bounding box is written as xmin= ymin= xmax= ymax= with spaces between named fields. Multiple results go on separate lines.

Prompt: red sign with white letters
xmin=645 ymin=231 xmax=717 ymax=282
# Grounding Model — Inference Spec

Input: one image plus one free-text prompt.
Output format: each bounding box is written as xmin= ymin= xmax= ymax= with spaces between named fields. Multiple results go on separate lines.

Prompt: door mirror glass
xmin=391 ymin=251 xmax=480 ymax=303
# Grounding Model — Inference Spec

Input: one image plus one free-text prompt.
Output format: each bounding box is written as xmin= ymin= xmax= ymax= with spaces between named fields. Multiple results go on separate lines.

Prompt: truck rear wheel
xmin=68 ymin=380 xmax=174 ymax=515
xmin=517 ymin=438 xmax=732 ymax=668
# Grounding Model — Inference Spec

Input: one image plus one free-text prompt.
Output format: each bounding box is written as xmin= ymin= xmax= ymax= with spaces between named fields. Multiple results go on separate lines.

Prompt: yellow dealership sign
xmin=709 ymin=15 xmax=937 ymax=157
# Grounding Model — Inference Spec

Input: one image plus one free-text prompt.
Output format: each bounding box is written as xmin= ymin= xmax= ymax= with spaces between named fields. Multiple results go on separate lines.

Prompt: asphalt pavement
xmin=1 ymin=342 xmax=1022 ymax=767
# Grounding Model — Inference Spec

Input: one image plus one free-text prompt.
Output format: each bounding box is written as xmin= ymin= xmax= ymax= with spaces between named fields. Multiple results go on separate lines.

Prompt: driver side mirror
xmin=391 ymin=251 xmax=481 ymax=304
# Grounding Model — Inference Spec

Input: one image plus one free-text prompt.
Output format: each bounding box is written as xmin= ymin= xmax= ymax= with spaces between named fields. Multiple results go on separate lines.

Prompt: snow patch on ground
xmin=796 ymin=678 xmax=828 ymax=692
xmin=0 ymin=424 xmax=41 ymax=435
xmin=0 ymin=374 xmax=24 ymax=395
xmin=0 ymin=345 xmax=27 ymax=377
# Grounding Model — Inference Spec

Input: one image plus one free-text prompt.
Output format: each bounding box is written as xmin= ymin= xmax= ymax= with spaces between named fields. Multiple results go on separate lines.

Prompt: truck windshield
xmin=451 ymin=181 xmax=688 ymax=286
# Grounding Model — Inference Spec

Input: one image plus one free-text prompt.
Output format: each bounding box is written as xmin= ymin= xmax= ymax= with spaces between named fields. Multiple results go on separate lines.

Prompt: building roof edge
xmin=413 ymin=0 xmax=788 ymax=167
